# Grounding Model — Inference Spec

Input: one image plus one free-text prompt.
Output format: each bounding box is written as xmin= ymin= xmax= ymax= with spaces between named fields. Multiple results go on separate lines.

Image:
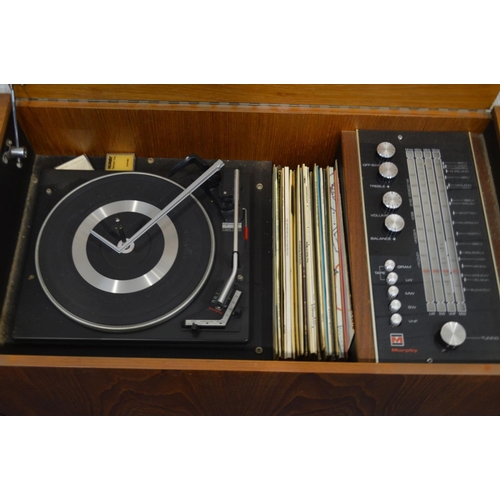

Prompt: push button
xmin=386 ymin=272 xmax=398 ymax=285
xmin=384 ymin=259 xmax=396 ymax=272
xmin=390 ymin=313 xmax=403 ymax=327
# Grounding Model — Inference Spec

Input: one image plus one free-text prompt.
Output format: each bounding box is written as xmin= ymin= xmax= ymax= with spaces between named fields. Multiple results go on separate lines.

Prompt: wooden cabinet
xmin=2 ymin=84 xmax=500 ymax=415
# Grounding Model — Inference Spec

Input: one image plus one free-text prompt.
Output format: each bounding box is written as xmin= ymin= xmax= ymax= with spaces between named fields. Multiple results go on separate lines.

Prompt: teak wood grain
xmin=1 ymin=358 xmax=500 ymax=415
xmin=0 ymin=94 xmax=10 ymax=145
xmin=493 ymin=107 xmax=500 ymax=143
xmin=470 ymin=133 xmax=500 ymax=277
xmin=16 ymin=101 xmax=490 ymax=167
xmin=14 ymin=84 xmax=500 ymax=111
xmin=340 ymin=131 xmax=375 ymax=362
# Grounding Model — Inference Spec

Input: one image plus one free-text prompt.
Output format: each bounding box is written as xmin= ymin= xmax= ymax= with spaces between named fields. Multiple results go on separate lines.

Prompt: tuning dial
xmin=439 ymin=321 xmax=466 ymax=349
xmin=382 ymin=191 xmax=402 ymax=210
xmin=378 ymin=162 xmax=398 ymax=180
xmin=385 ymin=214 xmax=405 ymax=233
xmin=377 ymin=142 xmax=396 ymax=159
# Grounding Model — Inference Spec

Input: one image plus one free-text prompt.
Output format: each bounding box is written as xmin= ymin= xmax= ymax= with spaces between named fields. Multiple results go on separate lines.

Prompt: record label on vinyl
xmin=35 ymin=173 xmax=215 ymax=331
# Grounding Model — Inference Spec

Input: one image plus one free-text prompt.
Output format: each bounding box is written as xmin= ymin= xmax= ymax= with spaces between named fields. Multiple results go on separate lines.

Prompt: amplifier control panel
xmin=357 ymin=130 xmax=500 ymax=363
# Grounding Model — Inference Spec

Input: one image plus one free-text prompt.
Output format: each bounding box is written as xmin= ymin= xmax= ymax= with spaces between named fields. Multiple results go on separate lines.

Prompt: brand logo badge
xmin=390 ymin=334 xmax=405 ymax=346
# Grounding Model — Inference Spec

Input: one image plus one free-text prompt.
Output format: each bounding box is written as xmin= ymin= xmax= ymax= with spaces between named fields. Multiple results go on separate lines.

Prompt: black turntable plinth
xmin=6 ymin=155 xmax=273 ymax=360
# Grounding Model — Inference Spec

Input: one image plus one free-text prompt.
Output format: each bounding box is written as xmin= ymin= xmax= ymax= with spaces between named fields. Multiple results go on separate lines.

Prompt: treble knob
xmin=378 ymin=162 xmax=398 ymax=181
xmin=377 ymin=142 xmax=396 ymax=159
xmin=439 ymin=321 xmax=467 ymax=350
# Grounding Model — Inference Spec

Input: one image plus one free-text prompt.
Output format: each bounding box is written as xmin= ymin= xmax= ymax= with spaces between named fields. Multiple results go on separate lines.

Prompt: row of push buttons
xmin=384 ymin=259 xmax=402 ymax=326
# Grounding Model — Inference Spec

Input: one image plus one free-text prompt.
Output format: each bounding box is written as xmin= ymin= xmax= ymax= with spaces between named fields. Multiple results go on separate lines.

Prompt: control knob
xmin=377 ymin=142 xmax=396 ymax=159
xmin=385 ymin=214 xmax=405 ymax=233
xmin=378 ymin=162 xmax=398 ymax=180
xmin=382 ymin=191 xmax=402 ymax=210
xmin=439 ymin=321 xmax=467 ymax=349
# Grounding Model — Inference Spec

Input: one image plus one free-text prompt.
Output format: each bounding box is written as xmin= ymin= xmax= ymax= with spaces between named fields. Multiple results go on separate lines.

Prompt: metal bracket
xmin=2 ymin=85 xmax=27 ymax=168
xmin=184 ymin=290 xmax=242 ymax=328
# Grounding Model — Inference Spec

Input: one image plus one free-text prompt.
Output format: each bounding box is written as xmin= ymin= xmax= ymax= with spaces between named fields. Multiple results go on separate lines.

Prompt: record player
xmin=3 ymin=154 xmax=273 ymax=360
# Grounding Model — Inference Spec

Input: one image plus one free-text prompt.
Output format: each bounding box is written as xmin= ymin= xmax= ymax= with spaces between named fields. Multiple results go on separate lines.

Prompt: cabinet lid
xmin=13 ymin=84 xmax=500 ymax=111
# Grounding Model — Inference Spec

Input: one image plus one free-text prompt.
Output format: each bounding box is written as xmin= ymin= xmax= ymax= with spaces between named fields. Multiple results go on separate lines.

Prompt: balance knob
xmin=385 ymin=214 xmax=405 ymax=233
xmin=378 ymin=162 xmax=398 ymax=180
xmin=377 ymin=142 xmax=396 ymax=159
xmin=382 ymin=191 xmax=402 ymax=210
xmin=439 ymin=321 xmax=467 ymax=349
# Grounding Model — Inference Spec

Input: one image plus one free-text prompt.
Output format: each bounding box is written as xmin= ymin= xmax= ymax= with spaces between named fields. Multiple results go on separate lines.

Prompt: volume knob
xmin=439 ymin=321 xmax=466 ymax=349
xmin=377 ymin=142 xmax=396 ymax=159
xmin=382 ymin=191 xmax=402 ymax=210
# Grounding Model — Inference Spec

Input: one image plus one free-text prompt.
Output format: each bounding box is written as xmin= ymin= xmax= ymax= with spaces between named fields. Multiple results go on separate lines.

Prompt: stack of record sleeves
xmin=273 ymin=163 xmax=354 ymax=360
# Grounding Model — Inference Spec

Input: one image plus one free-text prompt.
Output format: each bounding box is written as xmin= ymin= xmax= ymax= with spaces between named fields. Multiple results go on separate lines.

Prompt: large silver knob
xmin=387 ymin=286 xmax=399 ymax=299
xmin=378 ymin=162 xmax=398 ymax=180
xmin=385 ymin=214 xmax=405 ymax=233
xmin=382 ymin=191 xmax=402 ymax=210
xmin=377 ymin=142 xmax=396 ymax=159
xmin=439 ymin=321 xmax=466 ymax=349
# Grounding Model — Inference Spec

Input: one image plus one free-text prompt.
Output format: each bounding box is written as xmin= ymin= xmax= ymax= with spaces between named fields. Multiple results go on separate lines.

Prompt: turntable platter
xmin=35 ymin=172 xmax=215 ymax=331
